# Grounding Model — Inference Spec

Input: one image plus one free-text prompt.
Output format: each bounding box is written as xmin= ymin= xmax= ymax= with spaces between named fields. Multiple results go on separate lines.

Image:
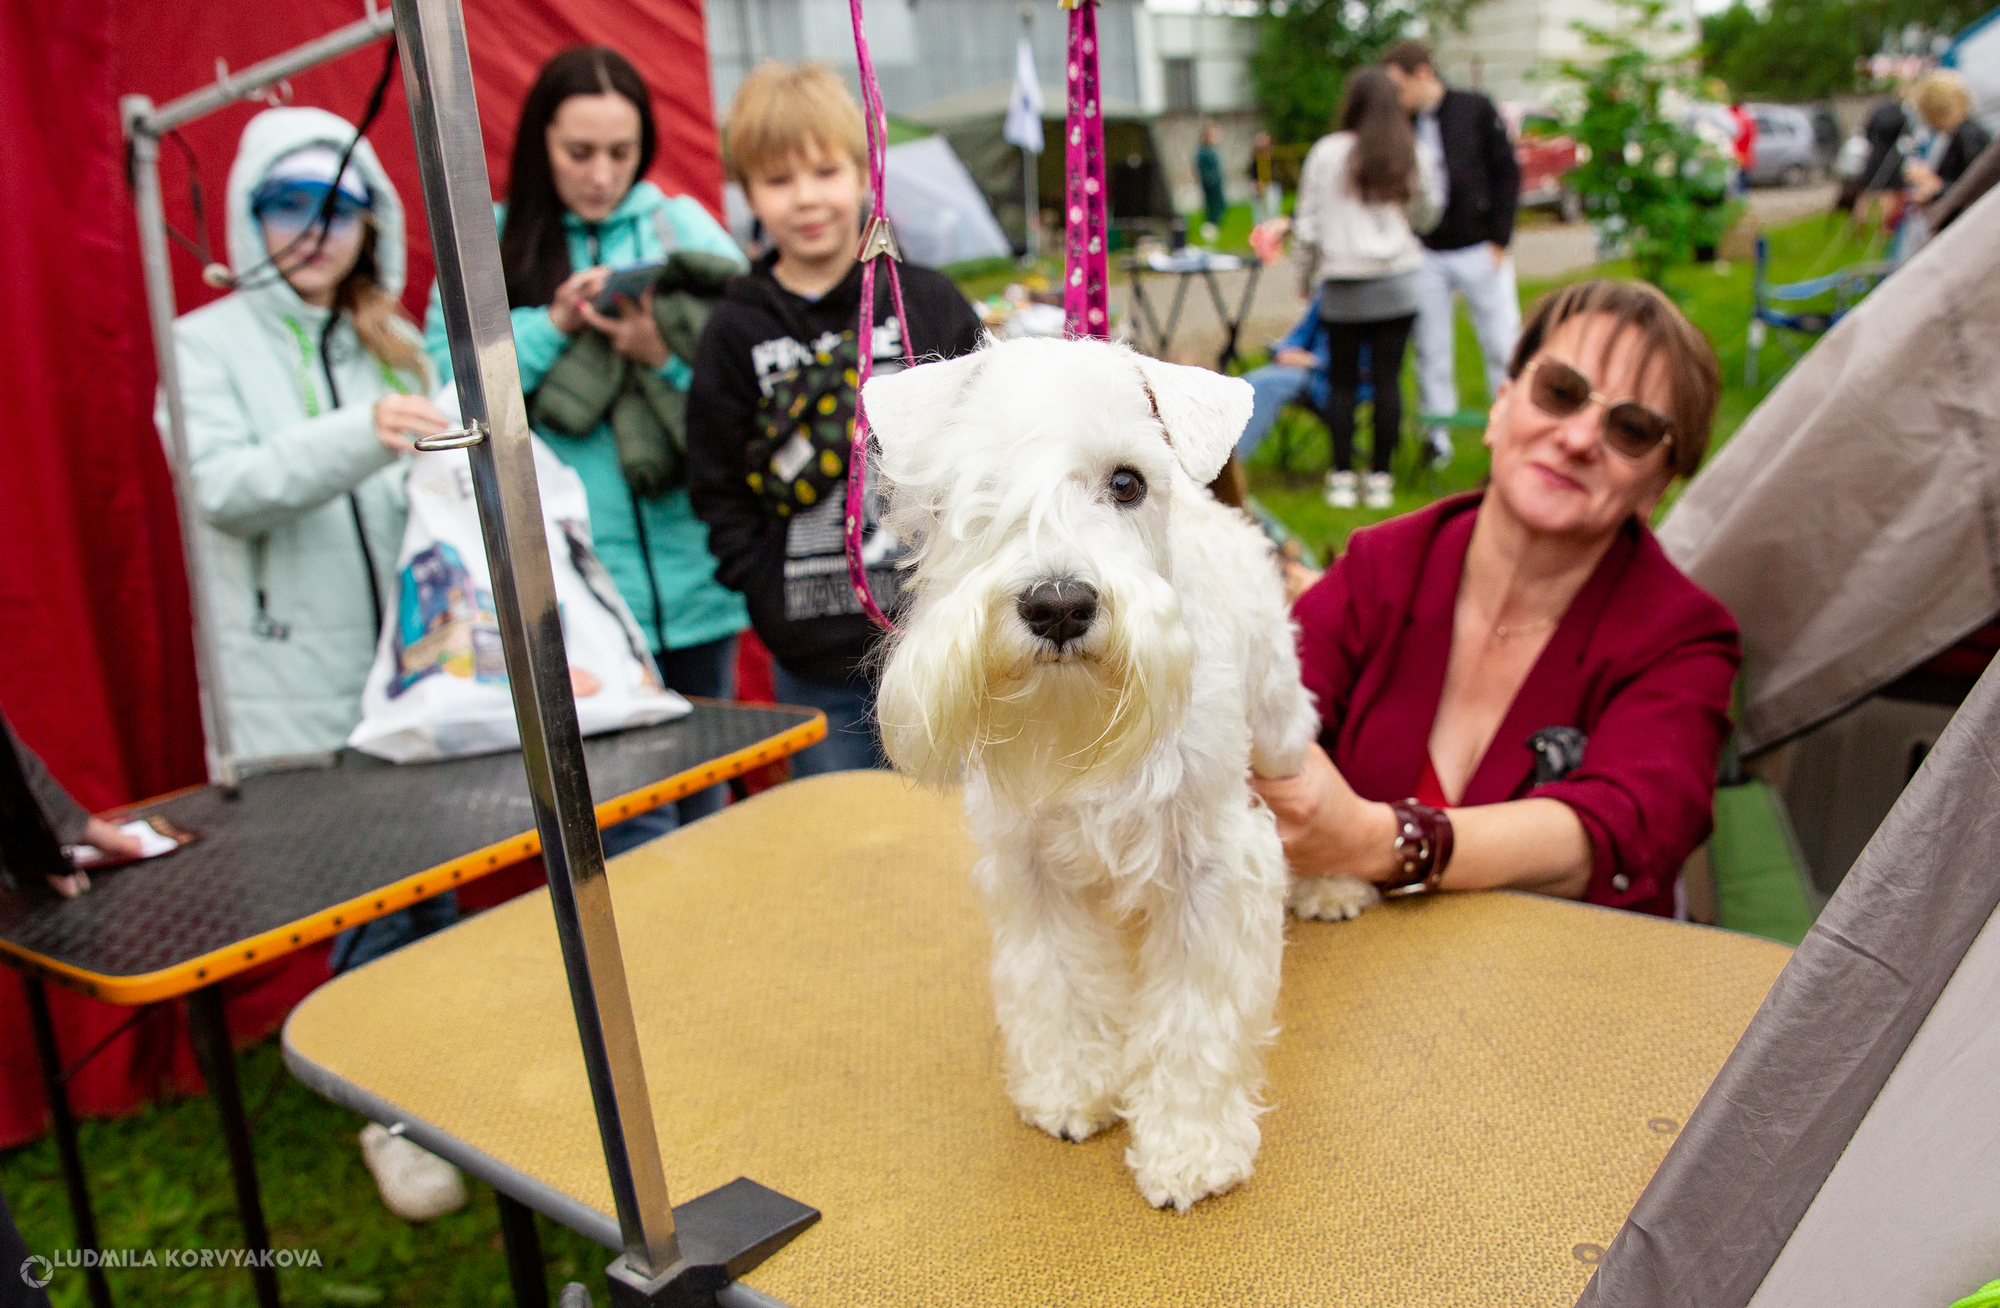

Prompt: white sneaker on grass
xmin=1323 ymin=469 xmax=1359 ymax=508
xmin=1427 ymin=426 xmax=1454 ymax=469
xmin=360 ymin=1122 xmax=467 ymax=1222
xmin=1363 ymin=471 xmax=1396 ymax=510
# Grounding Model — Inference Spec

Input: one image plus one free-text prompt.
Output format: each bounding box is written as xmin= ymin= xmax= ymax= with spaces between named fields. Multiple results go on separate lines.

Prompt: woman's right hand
xmin=547 ymin=266 xmax=612 ymax=335
xmin=373 ymin=394 xmax=453 ymax=455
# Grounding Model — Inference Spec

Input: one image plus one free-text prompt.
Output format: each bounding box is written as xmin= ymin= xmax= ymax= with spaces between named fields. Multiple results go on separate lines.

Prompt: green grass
xmin=1 ymin=1038 xmax=613 ymax=1306
xmin=1243 ymin=208 xmax=1883 ymax=559
xmin=0 ymin=206 xmax=1884 ymax=1308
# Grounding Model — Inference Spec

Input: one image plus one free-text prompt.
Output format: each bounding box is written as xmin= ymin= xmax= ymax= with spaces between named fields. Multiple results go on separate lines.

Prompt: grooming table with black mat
xmin=284 ymin=770 xmax=1790 ymax=1307
xmin=0 ymin=703 xmax=822 ymax=1308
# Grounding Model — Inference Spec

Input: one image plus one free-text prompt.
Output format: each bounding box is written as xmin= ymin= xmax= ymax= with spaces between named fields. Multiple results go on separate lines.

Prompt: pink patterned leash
xmin=1061 ymin=0 xmax=1109 ymax=340
xmin=845 ymin=0 xmax=917 ymax=631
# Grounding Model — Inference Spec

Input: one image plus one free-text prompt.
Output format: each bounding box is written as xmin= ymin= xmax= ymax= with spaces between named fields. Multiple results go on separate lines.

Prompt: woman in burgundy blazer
xmin=1255 ymin=281 xmax=1738 ymax=917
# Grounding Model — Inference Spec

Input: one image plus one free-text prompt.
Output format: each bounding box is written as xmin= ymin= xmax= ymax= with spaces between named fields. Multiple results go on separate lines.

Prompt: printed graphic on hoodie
xmin=746 ymin=317 xmax=909 ymax=622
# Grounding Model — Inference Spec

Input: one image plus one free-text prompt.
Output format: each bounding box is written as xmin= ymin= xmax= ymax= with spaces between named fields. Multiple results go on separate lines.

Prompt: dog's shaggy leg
xmin=1286 ymin=874 xmax=1381 ymax=921
xmin=1120 ymin=820 xmax=1286 ymax=1212
xmin=977 ymin=844 xmax=1132 ymax=1144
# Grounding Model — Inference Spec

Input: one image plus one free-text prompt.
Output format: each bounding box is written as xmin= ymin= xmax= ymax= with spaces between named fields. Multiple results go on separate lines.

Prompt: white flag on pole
xmin=1003 ymin=36 xmax=1044 ymax=154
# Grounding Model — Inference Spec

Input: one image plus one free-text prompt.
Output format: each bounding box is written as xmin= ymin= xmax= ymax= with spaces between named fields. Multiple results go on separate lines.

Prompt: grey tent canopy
xmin=1590 ymin=185 xmax=2000 ymax=1307
xmin=1657 ymin=184 xmax=2000 ymax=758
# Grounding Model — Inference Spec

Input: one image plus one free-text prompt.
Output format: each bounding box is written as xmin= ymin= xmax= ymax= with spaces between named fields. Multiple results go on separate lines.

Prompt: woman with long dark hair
xmin=1292 ymin=65 xmax=1443 ymax=511
xmin=425 ymin=47 xmax=748 ymax=844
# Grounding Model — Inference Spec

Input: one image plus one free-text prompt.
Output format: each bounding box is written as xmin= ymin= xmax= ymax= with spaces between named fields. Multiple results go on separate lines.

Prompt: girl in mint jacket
xmin=424 ymin=47 xmax=748 ymax=836
xmin=166 ymin=107 xmax=452 ymax=763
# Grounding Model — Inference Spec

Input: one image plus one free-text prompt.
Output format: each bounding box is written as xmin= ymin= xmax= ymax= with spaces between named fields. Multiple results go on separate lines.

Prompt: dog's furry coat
xmin=862 ymin=337 xmax=1376 ymax=1211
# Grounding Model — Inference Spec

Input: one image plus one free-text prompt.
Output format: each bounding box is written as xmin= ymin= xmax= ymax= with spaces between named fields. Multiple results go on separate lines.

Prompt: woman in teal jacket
xmin=426 ymin=47 xmax=747 ymax=844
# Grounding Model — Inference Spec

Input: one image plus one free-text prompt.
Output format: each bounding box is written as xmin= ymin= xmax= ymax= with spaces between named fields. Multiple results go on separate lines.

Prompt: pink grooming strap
xmin=846 ymin=0 xmax=915 ymax=631
xmin=1062 ymin=0 xmax=1109 ymax=340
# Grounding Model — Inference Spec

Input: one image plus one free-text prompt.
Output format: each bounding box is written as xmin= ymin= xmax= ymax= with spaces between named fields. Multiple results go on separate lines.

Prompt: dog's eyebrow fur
xmin=1135 ymin=367 xmax=1172 ymax=448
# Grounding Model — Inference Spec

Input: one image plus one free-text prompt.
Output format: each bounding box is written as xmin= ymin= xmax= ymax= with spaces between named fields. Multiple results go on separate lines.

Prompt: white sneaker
xmin=1323 ymin=469 xmax=1359 ymax=509
xmin=360 ymin=1123 xmax=467 ymax=1222
xmin=1427 ymin=426 xmax=1454 ymax=469
xmin=1363 ymin=471 xmax=1396 ymax=510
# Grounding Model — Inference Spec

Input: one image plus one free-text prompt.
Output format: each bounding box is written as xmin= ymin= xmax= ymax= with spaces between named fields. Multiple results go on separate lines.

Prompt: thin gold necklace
xmin=1491 ymin=615 xmax=1558 ymax=644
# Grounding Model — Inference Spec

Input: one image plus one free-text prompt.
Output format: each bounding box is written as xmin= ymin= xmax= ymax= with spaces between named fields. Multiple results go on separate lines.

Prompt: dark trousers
xmin=1 ymin=1188 xmax=51 ymax=1308
xmin=651 ymin=635 xmax=737 ymax=823
xmin=1322 ymin=313 xmax=1416 ymax=474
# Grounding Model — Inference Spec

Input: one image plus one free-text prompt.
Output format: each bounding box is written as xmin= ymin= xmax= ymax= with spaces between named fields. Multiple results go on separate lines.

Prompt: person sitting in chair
xmin=1234 ymin=289 xmax=1330 ymax=464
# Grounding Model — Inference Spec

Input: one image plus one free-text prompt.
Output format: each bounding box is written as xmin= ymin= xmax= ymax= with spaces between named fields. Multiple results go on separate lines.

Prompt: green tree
xmin=1556 ymin=0 xmax=1732 ymax=287
xmin=1248 ymin=0 xmax=1477 ymax=147
xmin=1699 ymin=0 xmax=1975 ymax=101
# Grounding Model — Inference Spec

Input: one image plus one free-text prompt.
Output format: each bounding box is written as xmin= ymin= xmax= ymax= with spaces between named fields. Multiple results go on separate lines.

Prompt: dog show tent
xmin=907 ymin=80 xmax=1175 ymax=248
xmin=882 ymin=134 xmax=1014 ymax=268
xmin=1656 ymin=185 xmax=2000 ymax=759
xmin=0 ymin=0 xmax=723 ymax=1148
xmin=1600 ymin=184 xmax=2000 ymax=1307
xmin=1942 ymin=5 xmax=2000 ymax=130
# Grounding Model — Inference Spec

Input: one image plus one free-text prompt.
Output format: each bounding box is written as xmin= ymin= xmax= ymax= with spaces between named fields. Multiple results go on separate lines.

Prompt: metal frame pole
xmin=186 ymin=985 xmax=280 ymax=1308
xmin=387 ymin=0 xmax=682 ymax=1279
xmin=122 ymin=99 xmax=240 ymax=787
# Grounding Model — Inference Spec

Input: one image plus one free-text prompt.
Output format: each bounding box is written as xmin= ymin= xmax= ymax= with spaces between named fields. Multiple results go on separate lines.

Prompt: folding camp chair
xmin=1745 ymin=234 xmax=1891 ymax=387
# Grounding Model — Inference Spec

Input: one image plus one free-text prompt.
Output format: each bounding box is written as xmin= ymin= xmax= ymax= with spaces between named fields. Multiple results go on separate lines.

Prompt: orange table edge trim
xmin=0 ymin=711 xmax=827 ymax=1006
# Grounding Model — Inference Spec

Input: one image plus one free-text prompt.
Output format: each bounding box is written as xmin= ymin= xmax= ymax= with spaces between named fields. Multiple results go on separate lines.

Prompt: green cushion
xmin=1709 ymin=780 xmax=1821 ymax=946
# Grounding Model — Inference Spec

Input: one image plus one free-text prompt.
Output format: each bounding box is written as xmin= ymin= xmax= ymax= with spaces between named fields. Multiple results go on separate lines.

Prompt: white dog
xmin=861 ymin=336 xmax=1378 ymax=1212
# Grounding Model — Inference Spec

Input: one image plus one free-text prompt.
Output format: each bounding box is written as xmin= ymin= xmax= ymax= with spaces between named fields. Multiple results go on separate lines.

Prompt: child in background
xmin=688 ymin=61 xmax=982 ymax=776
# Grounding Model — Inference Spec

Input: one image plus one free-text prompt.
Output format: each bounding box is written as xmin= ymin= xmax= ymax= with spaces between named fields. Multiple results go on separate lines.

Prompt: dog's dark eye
xmin=1108 ymin=467 xmax=1147 ymax=508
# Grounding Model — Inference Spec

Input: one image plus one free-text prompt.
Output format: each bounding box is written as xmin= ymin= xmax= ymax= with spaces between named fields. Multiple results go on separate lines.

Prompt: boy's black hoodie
xmin=688 ymin=250 xmax=983 ymax=685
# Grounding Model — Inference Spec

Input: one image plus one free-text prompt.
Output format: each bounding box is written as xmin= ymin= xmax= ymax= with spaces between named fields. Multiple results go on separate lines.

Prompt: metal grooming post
xmin=122 ymin=6 xmax=398 ymax=787
xmin=389 ymin=1 xmax=816 ymax=1304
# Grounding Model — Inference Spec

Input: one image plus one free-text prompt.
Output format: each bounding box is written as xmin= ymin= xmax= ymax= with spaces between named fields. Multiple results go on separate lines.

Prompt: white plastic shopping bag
xmin=347 ymin=435 xmax=689 ymax=762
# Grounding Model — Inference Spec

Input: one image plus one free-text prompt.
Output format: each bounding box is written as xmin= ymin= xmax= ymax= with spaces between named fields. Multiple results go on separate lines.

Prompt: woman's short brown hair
xmin=724 ymin=60 xmax=868 ymax=182
xmin=1507 ymin=279 xmax=1721 ymax=479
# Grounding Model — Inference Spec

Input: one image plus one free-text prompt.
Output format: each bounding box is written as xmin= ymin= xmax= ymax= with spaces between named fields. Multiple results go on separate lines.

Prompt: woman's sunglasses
xmin=1521 ymin=359 xmax=1674 ymax=461
xmin=252 ymin=182 xmax=371 ymax=239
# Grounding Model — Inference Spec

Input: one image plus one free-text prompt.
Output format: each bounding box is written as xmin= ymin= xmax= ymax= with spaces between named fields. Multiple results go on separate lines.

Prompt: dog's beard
xmin=879 ymin=563 xmax=1193 ymax=805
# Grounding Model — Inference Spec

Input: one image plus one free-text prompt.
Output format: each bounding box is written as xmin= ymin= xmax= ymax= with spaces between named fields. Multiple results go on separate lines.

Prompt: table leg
xmin=185 ymin=985 xmax=280 ymax=1308
xmin=1126 ymin=273 xmax=1165 ymax=355
xmin=496 ymin=1190 xmax=549 ymax=1308
xmin=22 ymin=976 xmax=114 ymax=1308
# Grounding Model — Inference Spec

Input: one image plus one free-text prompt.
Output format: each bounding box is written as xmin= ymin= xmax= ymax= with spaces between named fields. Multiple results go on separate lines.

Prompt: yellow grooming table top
xmin=283 ymin=771 xmax=1790 ymax=1306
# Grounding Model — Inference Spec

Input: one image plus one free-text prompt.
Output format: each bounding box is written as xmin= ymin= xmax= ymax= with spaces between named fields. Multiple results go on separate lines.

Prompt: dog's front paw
xmin=1017 ymin=1098 xmax=1118 ymax=1144
xmin=1287 ymin=874 xmax=1380 ymax=921
xmin=1126 ymin=1123 xmax=1256 ymax=1213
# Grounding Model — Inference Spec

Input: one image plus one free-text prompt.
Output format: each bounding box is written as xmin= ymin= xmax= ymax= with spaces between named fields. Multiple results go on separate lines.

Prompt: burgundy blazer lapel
xmin=1460 ymin=522 xmax=1640 ymax=806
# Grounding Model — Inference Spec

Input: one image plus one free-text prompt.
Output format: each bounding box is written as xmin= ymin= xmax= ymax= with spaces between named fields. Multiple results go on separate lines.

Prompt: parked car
xmin=1501 ymin=102 xmax=1582 ymax=220
xmin=1744 ymin=103 xmax=1834 ymax=186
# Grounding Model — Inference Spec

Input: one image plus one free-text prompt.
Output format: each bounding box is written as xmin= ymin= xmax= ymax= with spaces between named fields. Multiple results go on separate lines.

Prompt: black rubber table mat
xmin=0 ymin=704 xmax=814 ymax=986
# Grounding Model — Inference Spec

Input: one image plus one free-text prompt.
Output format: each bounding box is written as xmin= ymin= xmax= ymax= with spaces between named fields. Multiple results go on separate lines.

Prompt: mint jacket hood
xmin=424 ymin=181 xmax=749 ymax=654
xmin=162 ymin=106 xmax=425 ymax=762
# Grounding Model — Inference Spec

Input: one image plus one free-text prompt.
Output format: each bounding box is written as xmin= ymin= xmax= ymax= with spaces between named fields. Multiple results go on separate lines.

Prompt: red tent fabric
xmin=0 ymin=0 xmax=722 ymax=1148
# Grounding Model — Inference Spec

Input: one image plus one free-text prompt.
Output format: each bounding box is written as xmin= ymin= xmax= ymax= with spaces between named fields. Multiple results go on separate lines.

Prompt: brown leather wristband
xmin=1382 ymin=798 xmax=1455 ymax=897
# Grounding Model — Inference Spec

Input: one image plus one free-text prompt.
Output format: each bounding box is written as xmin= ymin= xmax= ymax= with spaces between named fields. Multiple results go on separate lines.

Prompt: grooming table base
xmin=285 ymin=771 xmax=1789 ymax=1306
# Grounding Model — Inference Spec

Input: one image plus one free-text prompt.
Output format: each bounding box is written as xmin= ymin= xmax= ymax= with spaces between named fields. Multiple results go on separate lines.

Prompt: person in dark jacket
xmin=689 ymin=61 xmax=982 ymax=776
xmin=1382 ymin=40 xmax=1522 ymax=470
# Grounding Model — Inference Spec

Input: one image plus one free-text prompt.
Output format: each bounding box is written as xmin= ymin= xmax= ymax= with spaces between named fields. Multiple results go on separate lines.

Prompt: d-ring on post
xmin=388 ymin=2 xmax=816 ymax=1303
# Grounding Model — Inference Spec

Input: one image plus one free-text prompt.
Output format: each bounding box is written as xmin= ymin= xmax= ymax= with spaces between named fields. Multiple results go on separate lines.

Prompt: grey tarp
xmin=1656 ymin=184 xmax=2000 ymax=756
xmin=1577 ymin=652 xmax=2000 ymax=1308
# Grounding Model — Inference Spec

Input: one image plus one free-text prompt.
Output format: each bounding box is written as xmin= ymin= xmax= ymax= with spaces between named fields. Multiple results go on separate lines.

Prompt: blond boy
xmin=688 ymin=61 xmax=982 ymax=775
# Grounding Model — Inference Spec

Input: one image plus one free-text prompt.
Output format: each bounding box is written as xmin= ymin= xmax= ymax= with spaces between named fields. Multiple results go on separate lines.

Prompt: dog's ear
xmin=1131 ymin=355 xmax=1253 ymax=486
xmin=860 ymin=352 xmax=984 ymax=463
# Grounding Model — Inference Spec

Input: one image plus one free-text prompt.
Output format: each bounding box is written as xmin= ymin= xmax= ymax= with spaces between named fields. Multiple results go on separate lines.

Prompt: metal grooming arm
xmin=388 ymin=1 xmax=817 ymax=1303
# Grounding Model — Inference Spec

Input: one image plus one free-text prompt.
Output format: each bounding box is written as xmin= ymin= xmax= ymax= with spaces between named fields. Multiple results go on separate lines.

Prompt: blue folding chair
xmin=1746 ymin=235 xmax=1891 ymax=387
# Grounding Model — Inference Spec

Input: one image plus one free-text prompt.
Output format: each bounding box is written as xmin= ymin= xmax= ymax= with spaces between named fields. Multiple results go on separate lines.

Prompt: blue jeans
xmin=1237 ymin=363 xmax=1315 ymax=460
xmin=599 ymin=634 xmax=741 ymax=859
xmin=330 ymin=891 xmax=459 ymax=974
xmin=771 ymin=665 xmax=887 ymax=777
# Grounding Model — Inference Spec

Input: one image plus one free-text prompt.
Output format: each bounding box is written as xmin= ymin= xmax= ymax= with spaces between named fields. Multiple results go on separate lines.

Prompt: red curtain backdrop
xmin=0 ymin=0 xmax=721 ymax=1148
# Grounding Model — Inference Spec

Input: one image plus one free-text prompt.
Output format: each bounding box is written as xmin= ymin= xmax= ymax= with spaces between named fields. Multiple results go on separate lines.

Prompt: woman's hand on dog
xmin=1252 ymin=744 xmax=1400 ymax=883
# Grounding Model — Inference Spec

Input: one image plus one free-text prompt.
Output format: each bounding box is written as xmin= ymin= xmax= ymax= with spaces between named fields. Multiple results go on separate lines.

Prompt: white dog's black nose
xmin=1017 ymin=579 xmax=1098 ymax=648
